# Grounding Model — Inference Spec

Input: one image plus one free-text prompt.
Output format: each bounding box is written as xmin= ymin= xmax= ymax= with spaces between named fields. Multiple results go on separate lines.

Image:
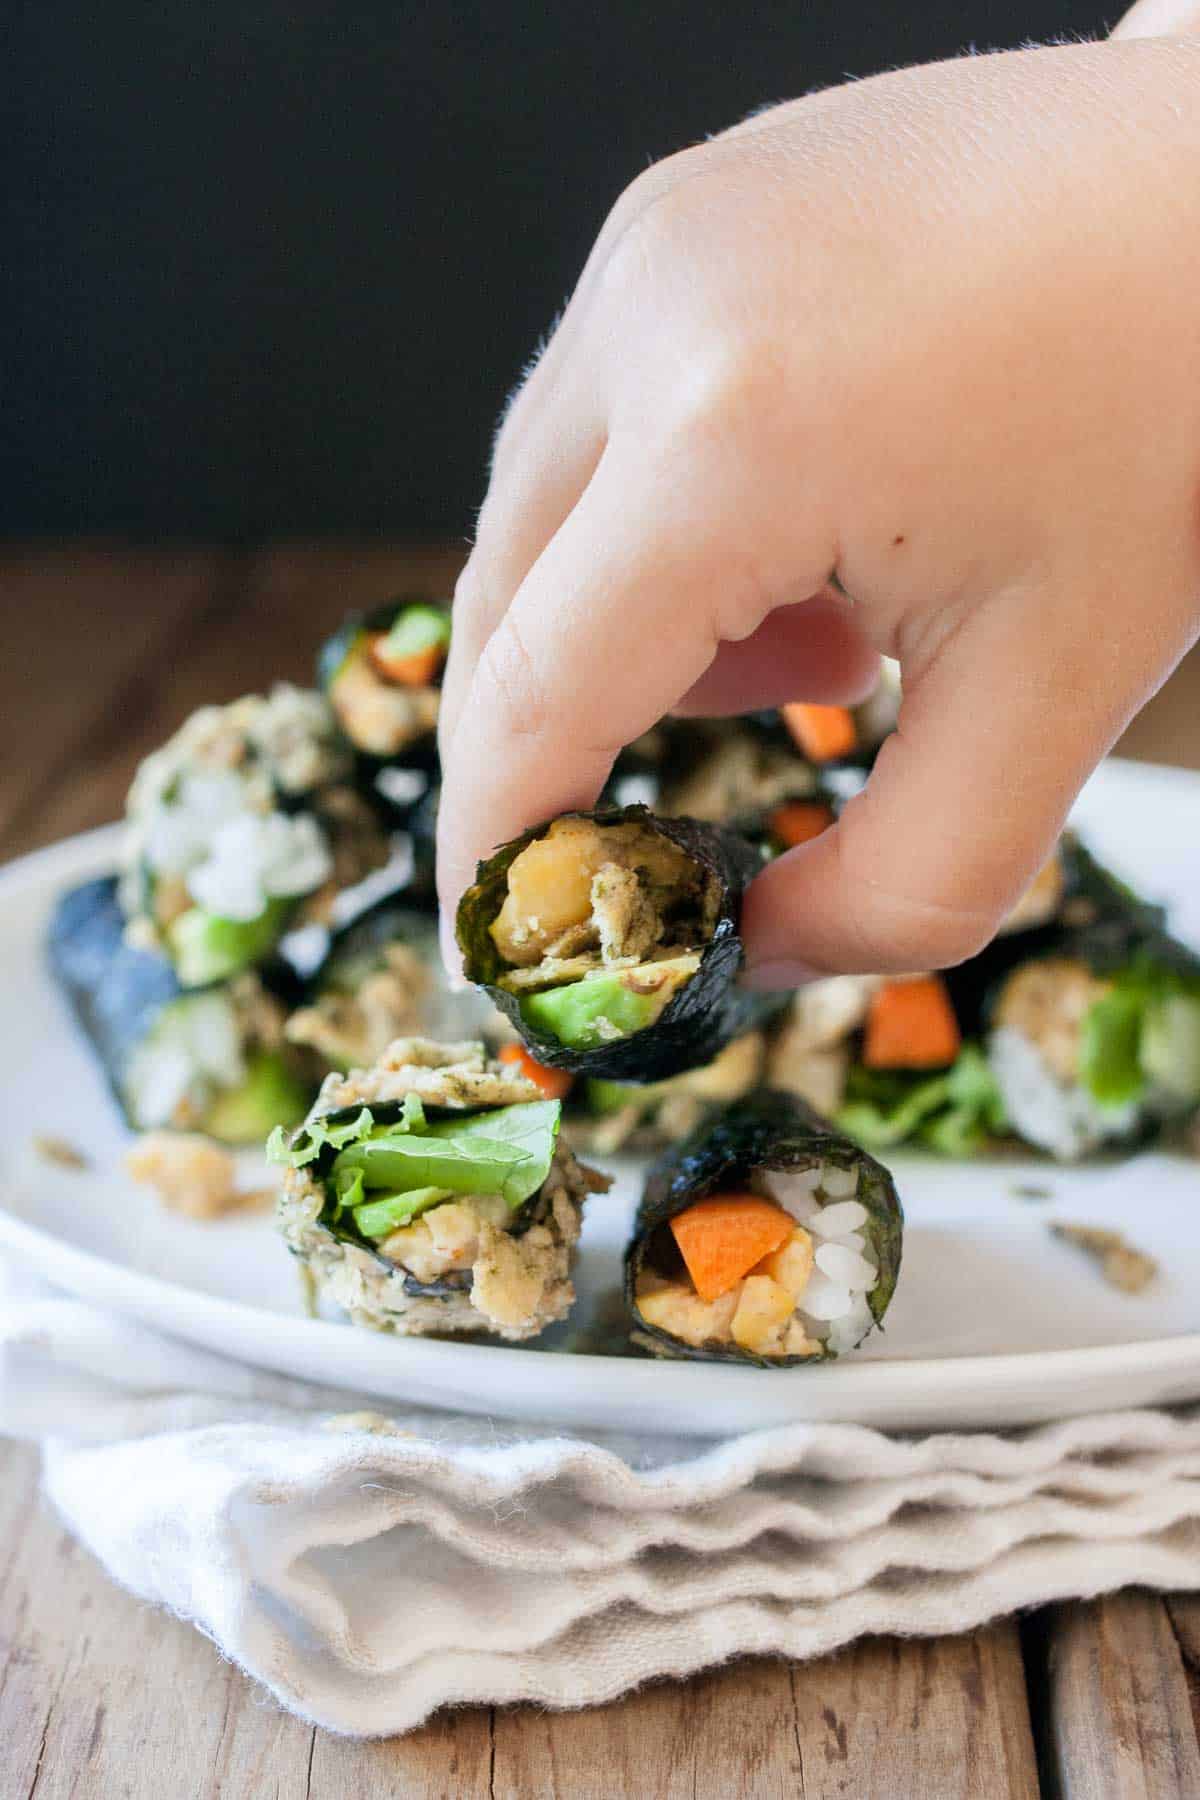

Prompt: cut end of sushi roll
xmin=456 ymin=805 xmax=767 ymax=1081
xmin=626 ymin=1092 xmax=902 ymax=1366
xmin=320 ymin=600 xmax=450 ymax=760
xmin=120 ymin=687 xmax=392 ymax=986
xmin=272 ymin=1038 xmax=607 ymax=1342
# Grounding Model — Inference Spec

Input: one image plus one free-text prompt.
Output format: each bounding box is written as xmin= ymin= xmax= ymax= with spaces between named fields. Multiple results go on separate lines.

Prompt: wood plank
xmin=0 ymin=539 xmax=466 ymax=858
xmin=0 ymin=544 xmax=237 ymax=857
xmin=490 ymin=1658 xmax=803 ymax=1799
xmin=308 ymin=1707 xmax=493 ymax=1798
xmin=0 ymin=1439 xmax=316 ymax=1800
xmin=1041 ymin=1592 xmax=1200 ymax=1798
xmin=789 ymin=1624 xmax=1039 ymax=1800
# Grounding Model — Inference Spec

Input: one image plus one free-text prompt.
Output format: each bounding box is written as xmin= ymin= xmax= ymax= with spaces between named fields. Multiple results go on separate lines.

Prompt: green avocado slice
xmin=167 ymin=896 xmax=293 ymax=987
xmin=378 ymin=603 xmax=452 ymax=662
xmin=203 ymin=1051 xmax=311 ymax=1145
xmin=352 ymin=1186 xmax=455 ymax=1239
xmin=520 ymin=956 xmax=699 ymax=1050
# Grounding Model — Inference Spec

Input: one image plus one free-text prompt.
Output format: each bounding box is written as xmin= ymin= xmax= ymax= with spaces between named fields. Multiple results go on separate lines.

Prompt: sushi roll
xmin=455 ymin=804 xmax=769 ymax=1081
xmin=48 ymin=876 xmax=313 ymax=1143
xmin=626 ymin=1090 xmax=902 ymax=1364
xmin=271 ymin=1038 xmax=608 ymax=1341
xmin=318 ymin=598 xmax=450 ymax=766
xmin=121 ymin=686 xmax=392 ymax=988
xmin=768 ymin=972 xmax=1007 ymax=1157
xmin=983 ymin=935 xmax=1200 ymax=1162
xmin=566 ymin=1031 xmax=767 ymax=1156
xmin=284 ymin=898 xmax=503 ymax=1076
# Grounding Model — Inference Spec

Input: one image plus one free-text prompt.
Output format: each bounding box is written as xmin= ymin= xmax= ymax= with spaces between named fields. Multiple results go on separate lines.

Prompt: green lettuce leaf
xmin=837 ymin=1045 xmax=1006 ymax=1156
xmin=332 ymin=1100 xmax=561 ymax=1211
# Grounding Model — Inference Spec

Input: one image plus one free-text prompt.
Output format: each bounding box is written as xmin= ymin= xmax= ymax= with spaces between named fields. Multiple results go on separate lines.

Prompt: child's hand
xmin=438 ymin=39 xmax=1200 ymax=984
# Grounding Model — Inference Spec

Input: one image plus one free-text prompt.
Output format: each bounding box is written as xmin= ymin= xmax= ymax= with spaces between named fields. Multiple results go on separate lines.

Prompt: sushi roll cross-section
xmin=319 ymin=599 xmax=451 ymax=762
xmin=120 ymin=687 xmax=392 ymax=988
xmin=456 ymin=804 xmax=769 ymax=1081
xmin=271 ymin=1038 xmax=608 ymax=1341
xmin=627 ymin=1091 xmax=902 ymax=1365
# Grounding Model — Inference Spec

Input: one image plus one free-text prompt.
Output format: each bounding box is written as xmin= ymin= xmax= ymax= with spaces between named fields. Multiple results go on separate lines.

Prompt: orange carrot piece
xmin=781 ymin=702 xmax=857 ymax=763
xmin=768 ymin=801 xmax=835 ymax=849
xmin=369 ymin=636 xmax=445 ymax=687
xmin=669 ymin=1193 xmax=794 ymax=1303
xmin=863 ymin=976 xmax=961 ymax=1070
xmin=498 ymin=1042 xmax=574 ymax=1102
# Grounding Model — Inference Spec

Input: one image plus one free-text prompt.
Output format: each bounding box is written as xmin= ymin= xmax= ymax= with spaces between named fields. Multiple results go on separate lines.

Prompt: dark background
xmin=5 ymin=2 xmax=1108 ymax=542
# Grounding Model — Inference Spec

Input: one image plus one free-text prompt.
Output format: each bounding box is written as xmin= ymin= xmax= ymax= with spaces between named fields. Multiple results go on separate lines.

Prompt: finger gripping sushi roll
xmin=626 ymin=1090 xmax=902 ymax=1365
xmin=455 ymin=805 xmax=767 ymax=1082
xmin=319 ymin=599 xmax=451 ymax=762
xmin=121 ymin=687 xmax=392 ymax=988
xmin=271 ymin=1038 xmax=607 ymax=1341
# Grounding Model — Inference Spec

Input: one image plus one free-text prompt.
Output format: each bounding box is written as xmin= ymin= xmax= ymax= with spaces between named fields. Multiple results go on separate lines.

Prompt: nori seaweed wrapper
xmin=946 ymin=833 xmax=1194 ymax=1035
xmin=45 ymin=875 xmax=306 ymax=1128
xmin=317 ymin=599 xmax=447 ymax=819
xmin=456 ymin=803 xmax=776 ymax=1082
xmin=625 ymin=1089 xmax=903 ymax=1365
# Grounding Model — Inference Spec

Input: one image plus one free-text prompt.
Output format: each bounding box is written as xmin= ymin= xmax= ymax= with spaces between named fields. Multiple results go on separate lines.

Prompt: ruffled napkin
xmin=3 ymin=1260 xmax=1200 ymax=1737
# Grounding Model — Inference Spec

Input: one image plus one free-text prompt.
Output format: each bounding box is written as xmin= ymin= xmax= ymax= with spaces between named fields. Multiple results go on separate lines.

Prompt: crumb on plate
xmin=1051 ymin=1222 xmax=1158 ymax=1294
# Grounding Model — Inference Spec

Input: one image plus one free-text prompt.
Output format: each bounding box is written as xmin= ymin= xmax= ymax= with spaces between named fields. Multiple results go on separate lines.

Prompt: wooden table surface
xmin=3 ymin=542 xmax=1200 ymax=1799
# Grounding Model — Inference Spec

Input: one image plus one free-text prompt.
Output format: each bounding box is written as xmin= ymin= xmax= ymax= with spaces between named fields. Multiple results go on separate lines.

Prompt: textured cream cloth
xmin=3 ymin=1262 xmax=1200 ymax=1737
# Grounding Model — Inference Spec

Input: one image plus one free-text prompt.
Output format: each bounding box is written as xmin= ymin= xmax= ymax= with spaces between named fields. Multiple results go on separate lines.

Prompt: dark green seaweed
xmin=47 ymin=875 xmax=307 ymax=1131
xmin=456 ymin=804 xmax=776 ymax=1082
xmin=624 ymin=1089 xmax=903 ymax=1366
xmin=946 ymin=833 xmax=1193 ymax=1037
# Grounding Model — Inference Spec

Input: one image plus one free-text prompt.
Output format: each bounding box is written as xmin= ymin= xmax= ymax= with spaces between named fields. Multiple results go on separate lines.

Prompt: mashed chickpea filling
xmin=273 ymin=1040 xmax=606 ymax=1341
xmin=633 ymin=1164 xmax=880 ymax=1360
xmin=329 ymin=605 xmax=449 ymax=758
xmin=488 ymin=817 xmax=720 ymax=1049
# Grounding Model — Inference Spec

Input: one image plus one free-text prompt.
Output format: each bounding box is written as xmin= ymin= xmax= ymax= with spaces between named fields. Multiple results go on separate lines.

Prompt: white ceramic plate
xmin=3 ymin=759 xmax=1200 ymax=1438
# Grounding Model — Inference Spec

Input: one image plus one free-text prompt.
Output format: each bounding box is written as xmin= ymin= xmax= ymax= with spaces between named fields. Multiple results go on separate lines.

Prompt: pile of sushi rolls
xmin=47 ymin=876 xmax=313 ymax=1143
xmin=285 ymin=898 xmax=503 ymax=1077
xmin=765 ymin=834 xmax=1200 ymax=1163
xmin=455 ymin=803 xmax=770 ymax=1081
xmin=763 ymin=844 xmax=1076 ymax=1152
xmin=120 ymin=686 xmax=392 ymax=988
xmin=565 ymin=1030 xmax=768 ymax=1156
xmin=318 ymin=598 xmax=450 ymax=766
xmin=271 ymin=1037 xmax=607 ymax=1341
xmin=766 ymin=970 xmax=1006 ymax=1157
xmin=626 ymin=1090 xmax=902 ymax=1364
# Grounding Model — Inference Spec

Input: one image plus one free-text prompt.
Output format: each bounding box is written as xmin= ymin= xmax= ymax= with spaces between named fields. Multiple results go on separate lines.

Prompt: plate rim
xmin=7 ymin=768 xmax=1200 ymax=1434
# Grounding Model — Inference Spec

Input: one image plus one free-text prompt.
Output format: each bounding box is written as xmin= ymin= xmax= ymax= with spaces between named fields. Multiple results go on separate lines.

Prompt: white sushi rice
xmin=124 ymin=688 xmax=348 ymax=927
xmin=125 ymin=991 xmax=247 ymax=1128
xmin=185 ymin=811 xmax=333 ymax=921
xmin=763 ymin=1171 xmax=880 ymax=1356
xmin=988 ymin=1026 xmax=1140 ymax=1162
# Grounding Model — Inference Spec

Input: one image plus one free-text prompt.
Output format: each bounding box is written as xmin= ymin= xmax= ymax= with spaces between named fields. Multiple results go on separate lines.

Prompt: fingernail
xmin=740 ymin=959 xmax=823 ymax=992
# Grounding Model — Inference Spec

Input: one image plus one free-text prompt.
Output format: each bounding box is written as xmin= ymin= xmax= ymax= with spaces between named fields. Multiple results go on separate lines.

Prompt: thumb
xmin=741 ymin=578 xmax=1197 ymax=984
